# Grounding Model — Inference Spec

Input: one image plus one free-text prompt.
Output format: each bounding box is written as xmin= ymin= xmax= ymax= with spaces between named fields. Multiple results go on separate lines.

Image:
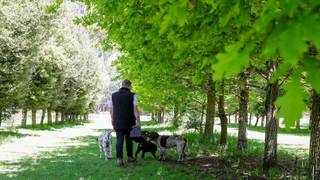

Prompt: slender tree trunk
xmin=61 ymin=112 xmax=65 ymax=123
xmin=254 ymin=116 xmax=260 ymax=127
xmin=296 ymin=118 xmax=301 ymax=129
xmin=228 ymin=114 xmax=231 ymax=123
xmin=261 ymin=115 xmax=265 ymax=127
xmin=200 ymin=101 xmax=205 ymax=134
xmin=40 ymin=109 xmax=46 ymax=125
xmin=249 ymin=112 xmax=252 ymax=126
xmin=204 ymin=76 xmax=216 ymax=138
xmin=309 ymin=90 xmax=320 ymax=179
xmin=263 ymin=61 xmax=280 ymax=169
xmin=238 ymin=71 xmax=249 ymax=150
xmin=55 ymin=111 xmax=59 ymax=124
xmin=235 ymin=113 xmax=238 ymax=124
xmin=0 ymin=111 xmax=2 ymax=127
xmin=32 ymin=109 xmax=37 ymax=127
xmin=21 ymin=109 xmax=27 ymax=128
xmin=157 ymin=110 xmax=161 ymax=123
xmin=161 ymin=108 xmax=165 ymax=123
xmin=151 ymin=112 xmax=155 ymax=121
xmin=218 ymin=79 xmax=228 ymax=145
xmin=47 ymin=108 xmax=52 ymax=125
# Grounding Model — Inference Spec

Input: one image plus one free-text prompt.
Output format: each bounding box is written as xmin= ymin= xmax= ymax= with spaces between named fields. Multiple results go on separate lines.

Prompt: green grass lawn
xmin=228 ymin=123 xmax=310 ymax=136
xmin=0 ymin=122 xmax=308 ymax=180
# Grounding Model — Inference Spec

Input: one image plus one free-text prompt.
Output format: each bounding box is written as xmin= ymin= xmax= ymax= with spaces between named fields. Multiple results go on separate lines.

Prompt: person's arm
xmin=134 ymin=105 xmax=141 ymax=127
xmin=109 ymin=107 xmax=114 ymax=127
xmin=133 ymin=94 xmax=141 ymax=127
xmin=108 ymin=98 xmax=115 ymax=128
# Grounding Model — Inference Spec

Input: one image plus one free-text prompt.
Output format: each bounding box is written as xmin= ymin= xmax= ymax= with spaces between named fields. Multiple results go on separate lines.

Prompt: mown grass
xmin=0 ymin=121 xmax=308 ymax=179
xmin=17 ymin=120 xmax=90 ymax=131
xmin=228 ymin=123 xmax=310 ymax=136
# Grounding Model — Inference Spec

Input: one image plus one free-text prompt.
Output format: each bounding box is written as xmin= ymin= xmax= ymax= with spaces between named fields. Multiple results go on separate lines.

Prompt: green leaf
xmin=278 ymin=21 xmax=307 ymax=65
xmin=303 ymin=58 xmax=320 ymax=93
xmin=213 ymin=43 xmax=254 ymax=80
xmin=275 ymin=72 xmax=308 ymax=127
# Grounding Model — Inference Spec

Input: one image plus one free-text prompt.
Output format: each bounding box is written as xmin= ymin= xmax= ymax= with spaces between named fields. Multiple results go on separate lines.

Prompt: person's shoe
xmin=116 ymin=158 xmax=124 ymax=167
xmin=127 ymin=157 xmax=136 ymax=163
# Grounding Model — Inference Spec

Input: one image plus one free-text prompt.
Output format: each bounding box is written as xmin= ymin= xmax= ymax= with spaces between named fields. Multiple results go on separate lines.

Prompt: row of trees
xmin=79 ymin=0 xmax=320 ymax=178
xmin=0 ymin=0 xmax=102 ymax=127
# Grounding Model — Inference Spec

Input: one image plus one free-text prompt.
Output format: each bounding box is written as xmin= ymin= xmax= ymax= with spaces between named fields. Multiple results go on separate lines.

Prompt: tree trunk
xmin=261 ymin=115 xmax=265 ymax=127
xmin=32 ymin=109 xmax=37 ymax=127
xmin=157 ymin=110 xmax=161 ymax=123
xmin=200 ymin=101 xmax=205 ymax=134
xmin=40 ymin=109 xmax=46 ymax=125
xmin=249 ymin=112 xmax=252 ymax=126
xmin=228 ymin=114 xmax=231 ymax=124
xmin=0 ymin=111 xmax=2 ymax=127
xmin=309 ymin=89 xmax=320 ymax=179
xmin=218 ymin=79 xmax=228 ymax=145
xmin=161 ymin=108 xmax=165 ymax=123
xmin=47 ymin=108 xmax=52 ymax=125
xmin=235 ymin=113 xmax=238 ymax=124
xmin=254 ymin=116 xmax=260 ymax=127
xmin=21 ymin=109 xmax=27 ymax=128
xmin=263 ymin=61 xmax=280 ymax=169
xmin=238 ymin=71 xmax=249 ymax=151
xmin=204 ymin=76 xmax=216 ymax=138
xmin=55 ymin=111 xmax=59 ymax=124
xmin=61 ymin=112 xmax=64 ymax=123
xmin=296 ymin=118 xmax=301 ymax=129
xmin=151 ymin=112 xmax=155 ymax=121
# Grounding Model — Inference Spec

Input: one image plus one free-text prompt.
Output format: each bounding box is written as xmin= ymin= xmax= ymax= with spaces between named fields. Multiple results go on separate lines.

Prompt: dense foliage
xmin=0 ymin=0 xmax=102 ymax=125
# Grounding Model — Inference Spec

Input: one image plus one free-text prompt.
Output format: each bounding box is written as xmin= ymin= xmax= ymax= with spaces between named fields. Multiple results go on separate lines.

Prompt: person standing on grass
xmin=108 ymin=79 xmax=141 ymax=167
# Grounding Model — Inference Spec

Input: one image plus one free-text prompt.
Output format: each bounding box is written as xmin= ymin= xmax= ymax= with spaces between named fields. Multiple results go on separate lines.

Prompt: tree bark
xmin=40 ymin=109 xmax=46 ymax=125
xmin=263 ymin=61 xmax=280 ymax=169
xmin=32 ymin=109 xmax=37 ymax=127
xmin=55 ymin=111 xmax=59 ymax=124
xmin=261 ymin=115 xmax=265 ymax=127
xmin=204 ymin=76 xmax=216 ymax=138
xmin=309 ymin=89 xmax=320 ymax=179
xmin=151 ymin=112 xmax=155 ymax=121
xmin=0 ymin=111 xmax=2 ymax=127
xmin=218 ymin=79 xmax=228 ymax=145
xmin=61 ymin=112 xmax=65 ymax=123
xmin=249 ymin=112 xmax=252 ymax=126
xmin=235 ymin=113 xmax=238 ymax=124
xmin=228 ymin=114 xmax=231 ymax=123
xmin=200 ymin=101 xmax=206 ymax=134
xmin=238 ymin=71 xmax=249 ymax=150
xmin=254 ymin=116 xmax=260 ymax=127
xmin=21 ymin=109 xmax=27 ymax=128
xmin=47 ymin=108 xmax=52 ymax=125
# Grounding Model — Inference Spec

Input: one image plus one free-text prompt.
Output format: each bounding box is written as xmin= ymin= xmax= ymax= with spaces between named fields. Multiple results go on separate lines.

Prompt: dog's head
xmin=146 ymin=131 xmax=160 ymax=140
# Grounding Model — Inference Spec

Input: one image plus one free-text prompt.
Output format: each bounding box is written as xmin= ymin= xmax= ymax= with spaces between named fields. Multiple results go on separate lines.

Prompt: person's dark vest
xmin=112 ymin=87 xmax=136 ymax=130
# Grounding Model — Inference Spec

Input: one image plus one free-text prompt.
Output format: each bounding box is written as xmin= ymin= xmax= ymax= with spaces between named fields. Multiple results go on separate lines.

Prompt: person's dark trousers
xmin=116 ymin=129 xmax=133 ymax=159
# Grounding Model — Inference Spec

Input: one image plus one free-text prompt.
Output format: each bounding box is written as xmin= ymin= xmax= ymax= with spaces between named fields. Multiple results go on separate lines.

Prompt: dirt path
xmin=0 ymin=113 xmax=112 ymax=173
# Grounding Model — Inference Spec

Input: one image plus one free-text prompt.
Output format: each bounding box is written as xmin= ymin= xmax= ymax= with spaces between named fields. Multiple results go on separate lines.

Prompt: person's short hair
xmin=121 ymin=79 xmax=132 ymax=88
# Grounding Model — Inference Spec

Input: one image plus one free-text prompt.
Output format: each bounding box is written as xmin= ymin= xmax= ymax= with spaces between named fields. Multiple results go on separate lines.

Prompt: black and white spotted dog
xmin=147 ymin=131 xmax=187 ymax=162
xmin=97 ymin=131 xmax=112 ymax=160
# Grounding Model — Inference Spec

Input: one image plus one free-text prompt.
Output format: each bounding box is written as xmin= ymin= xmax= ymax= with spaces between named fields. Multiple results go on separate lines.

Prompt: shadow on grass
xmin=228 ymin=123 xmax=310 ymax=136
xmin=0 ymin=135 xmax=210 ymax=180
xmin=17 ymin=120 xmax=90 ymax=131
xmin=0 ymin=131 xmax=30 ymax=144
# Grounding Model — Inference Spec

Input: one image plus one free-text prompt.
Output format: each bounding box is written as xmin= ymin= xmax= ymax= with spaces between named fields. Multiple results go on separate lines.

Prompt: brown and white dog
xmin=147 ymin=131 xmax=187 ymax=162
